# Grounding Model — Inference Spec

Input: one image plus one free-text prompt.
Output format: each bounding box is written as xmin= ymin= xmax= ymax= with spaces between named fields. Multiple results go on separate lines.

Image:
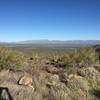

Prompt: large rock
xmin=18 ymin=76 xmax=34 ymax=89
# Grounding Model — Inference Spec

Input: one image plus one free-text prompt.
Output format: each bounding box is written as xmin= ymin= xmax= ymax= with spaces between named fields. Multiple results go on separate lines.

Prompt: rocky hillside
xmin=0 ymin=46 xmax=100 ymax=100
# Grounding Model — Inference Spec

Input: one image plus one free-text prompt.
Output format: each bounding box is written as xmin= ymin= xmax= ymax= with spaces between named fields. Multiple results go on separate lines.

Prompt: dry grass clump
xmin=48 ymin=83 xmax=71 ymax=100
xmin=65 ymin=74 xmax=91 ymax=100
xmin=78 ymin=67 xmax=100 ymax=99
xmin=67 ymin=75 xmax=89 ymax=91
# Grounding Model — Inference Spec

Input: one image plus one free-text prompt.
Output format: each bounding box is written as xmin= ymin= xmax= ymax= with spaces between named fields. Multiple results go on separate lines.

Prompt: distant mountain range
xmin=16 ymin=40 xmax=100 ymax=44
xmin=0 ymin=40 xmax=100 ymax=48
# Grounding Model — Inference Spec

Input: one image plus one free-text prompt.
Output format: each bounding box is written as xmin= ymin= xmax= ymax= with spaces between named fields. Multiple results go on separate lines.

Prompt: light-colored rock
xmin=79 ymin=67 xmax=100 ymax=78
xmin=18 ymin=76 xmax=34 ymax=90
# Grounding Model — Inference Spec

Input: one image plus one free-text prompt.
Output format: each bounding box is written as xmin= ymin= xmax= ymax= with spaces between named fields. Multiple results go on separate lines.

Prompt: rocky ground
xmin=0 ymin=59 xmax=100 ymax=100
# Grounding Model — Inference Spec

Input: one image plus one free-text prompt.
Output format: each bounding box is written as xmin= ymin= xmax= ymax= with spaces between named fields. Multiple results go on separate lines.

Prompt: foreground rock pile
xmin=0 ymin=66 xmax=100 ymax=100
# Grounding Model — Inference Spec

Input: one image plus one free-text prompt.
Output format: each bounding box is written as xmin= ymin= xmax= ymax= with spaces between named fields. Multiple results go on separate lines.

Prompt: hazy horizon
xmin=1 ymin=39 xmax=100 ymax=43
xmin=0 ymin=0 xmax=100 ymax=42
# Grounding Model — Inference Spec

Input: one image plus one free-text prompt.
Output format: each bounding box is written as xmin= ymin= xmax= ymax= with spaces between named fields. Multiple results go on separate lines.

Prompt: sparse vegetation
xmin=0 ymin=45 xmax=100 ymax=100
xmin=0 ymin=46 xmax=26 ymax=70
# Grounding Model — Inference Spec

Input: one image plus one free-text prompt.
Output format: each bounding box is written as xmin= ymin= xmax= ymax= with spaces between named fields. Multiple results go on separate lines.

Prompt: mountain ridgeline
xmin=0 ymin=40 xmax=100 ymax=48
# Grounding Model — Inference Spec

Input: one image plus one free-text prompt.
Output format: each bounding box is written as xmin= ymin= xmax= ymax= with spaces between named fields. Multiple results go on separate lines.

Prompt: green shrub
xmin=0 ymin=46 xmax=26 ymax=70
xmin=62 ymin=47 xmax=97 ymax=68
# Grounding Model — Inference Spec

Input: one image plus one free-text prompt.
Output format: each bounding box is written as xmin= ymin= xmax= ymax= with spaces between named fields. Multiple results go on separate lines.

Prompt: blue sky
xmin=0 ymin=0 xmax=100 ymax=42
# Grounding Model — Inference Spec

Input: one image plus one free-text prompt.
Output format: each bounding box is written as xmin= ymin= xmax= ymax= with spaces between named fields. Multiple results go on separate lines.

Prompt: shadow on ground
xmin=93 ymin=89 xmax=100 ymax=99
xmin=0 ymin=87 xmax=13 ymax=100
